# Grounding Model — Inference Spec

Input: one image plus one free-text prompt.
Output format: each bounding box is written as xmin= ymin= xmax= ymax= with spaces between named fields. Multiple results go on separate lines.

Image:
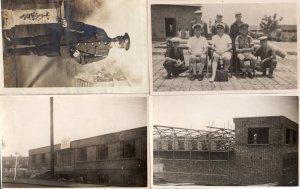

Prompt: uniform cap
xmin=194 ymin=10 xmax=202 ymax=14
xmin=216 ymin=23 xmax=225 ymax=29
xmin=235 ymin=12 xmax=242 ymax=16
xmin=258 ymin=36 xmax=268 ymax=41
xmin=216 ymin=14 xmax=223 ymax=17
xmin=239 ymin=23 xmax=249 ymax=29
xmin=192 ymin=23 xmax=202 ymax=30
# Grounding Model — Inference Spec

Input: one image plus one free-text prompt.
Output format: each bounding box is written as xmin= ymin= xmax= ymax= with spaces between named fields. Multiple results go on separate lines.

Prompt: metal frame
xmin=153 ymin=125 xmax=235 ymax=185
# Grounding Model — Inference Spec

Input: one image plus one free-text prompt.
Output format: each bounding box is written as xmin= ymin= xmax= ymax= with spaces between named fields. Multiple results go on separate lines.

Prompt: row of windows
xmin=31 ymin=140 xmax=136 ymax=164
xmin=154 ymin=139 xmax=231 ymax=151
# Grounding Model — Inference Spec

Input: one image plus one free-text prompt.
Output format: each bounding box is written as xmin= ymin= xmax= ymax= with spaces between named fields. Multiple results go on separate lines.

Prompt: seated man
xmin=210 ymin=14 xmax=230 ymax=35
xmin=188 ymin=24 xmax=208 ymax=81
xmin=254 ymin=36 xmax=277 ymax=78
xmin=235 ymin=23 xmax=257 ymax=79
xmin=163 ymin=38 xmax=189 ymax=79
xmin=210 ymin=23 xmax=232 ymax=82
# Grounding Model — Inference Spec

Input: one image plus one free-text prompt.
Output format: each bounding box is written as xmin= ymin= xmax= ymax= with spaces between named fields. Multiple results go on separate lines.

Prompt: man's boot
xmin=268 ymin=70 xmax=274 ymax=78
xmin=262 ymin=70 xmax=267 ymax=76
xmin=242 ymin=72 xmax=246 ymax=79
xmin=5 ymin=47 xmax=35 ymax=56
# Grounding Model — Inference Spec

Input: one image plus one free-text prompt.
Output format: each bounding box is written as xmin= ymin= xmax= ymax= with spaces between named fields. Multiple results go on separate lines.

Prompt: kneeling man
xmin=254 ymin=36 xmax=277 ymax=78
xmin=210 ymin=23 xmax=232 ymax=82
xmin=188 ymin=23 xmax=208 ymax=81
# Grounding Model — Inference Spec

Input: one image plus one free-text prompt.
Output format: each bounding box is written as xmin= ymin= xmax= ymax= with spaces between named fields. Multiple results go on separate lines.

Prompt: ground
xmin=152 ymin=42 xmax=297 ymax=92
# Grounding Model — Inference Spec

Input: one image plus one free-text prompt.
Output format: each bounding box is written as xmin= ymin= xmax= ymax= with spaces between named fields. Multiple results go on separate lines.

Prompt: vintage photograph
xmin=1 ymin=95 xmax=147 ymax=187
xmin=150 ymin=2 xmax=298 ymax=92
xmin=1 ymin=0 xmax=148 ymax=92
xmin=152 ymin=95 xmax=298 ymax=186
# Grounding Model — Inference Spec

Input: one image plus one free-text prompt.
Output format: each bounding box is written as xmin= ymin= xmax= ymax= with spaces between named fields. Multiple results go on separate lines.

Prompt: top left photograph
xmin=0 ymin=0 xmax=148 ymax=94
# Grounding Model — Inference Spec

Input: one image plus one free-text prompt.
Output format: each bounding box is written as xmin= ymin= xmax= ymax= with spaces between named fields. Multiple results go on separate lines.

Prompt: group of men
xmin=163 ymin=10 xmax=277 ymax=81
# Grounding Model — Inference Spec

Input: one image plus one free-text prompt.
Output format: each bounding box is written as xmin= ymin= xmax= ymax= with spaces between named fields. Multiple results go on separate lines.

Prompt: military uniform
xmin=189 ymin=20 xmax=208 ymax=38
xmin=163 ymin=45 xmax=188 ymax=77
xmin=6 ymin=21 xmax=129 ymax=65
xmin=254 ymin=44 xmax=277 ymax=74
xmin=235 ymin=34 xmax=257 ymax=74
xmin=211 ymin=22 xmax=230 ymax=35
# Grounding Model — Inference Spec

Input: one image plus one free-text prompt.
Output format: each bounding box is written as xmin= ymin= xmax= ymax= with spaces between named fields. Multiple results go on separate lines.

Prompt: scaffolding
xmin=153 ymin=125 xmax=235 ymax=185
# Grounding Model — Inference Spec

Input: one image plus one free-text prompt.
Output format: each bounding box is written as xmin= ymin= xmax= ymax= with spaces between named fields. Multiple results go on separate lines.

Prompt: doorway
xmin=165 ymin=18 xmax=176 ymax=37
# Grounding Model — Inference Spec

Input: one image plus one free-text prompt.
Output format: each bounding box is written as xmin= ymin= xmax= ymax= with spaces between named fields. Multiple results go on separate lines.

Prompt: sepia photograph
xmin=1 ymin=0 xmax=148 ymax=93
xmin=1 ymin=95 xmax=148 ymax=187
xmin=149 ymin=1 xmax=298 ymax=92
xmin=152 ymin=95 xmax=298 ymax=186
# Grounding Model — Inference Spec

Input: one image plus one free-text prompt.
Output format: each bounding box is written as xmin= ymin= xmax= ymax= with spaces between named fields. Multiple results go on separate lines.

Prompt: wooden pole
xmin=50 ymin=97 xmax=54 ymax=179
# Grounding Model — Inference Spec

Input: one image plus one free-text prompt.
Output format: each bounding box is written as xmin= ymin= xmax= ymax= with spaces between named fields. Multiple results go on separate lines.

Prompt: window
xmin=292 ymin=130 xmax=298 ymax=145
xmin=77 ymin=148 xmax=87 ymax=161
xmin=178 ymin=140 xmax=185 ymax=150
xmin=167 ymin=140 xmax=173 ymax=150
xmin=286 ymin=128 xmax=291 ymax=144
xmin=60 ymin=150 xmax=73 ymax=166
xmin=31 ymin=154 xmax=36 ymax=164
xmin=98 ymin=174 xmax=109 ymax=184
xmin=121 ymin=174 xmax=136 ymax=186
xmin=248 ymin=128 xmax=269 ymax=144
xmin=121 ymin=140 xmax=135 ymax=158
xmin=41 ymin=153 xmax=46 ymax=163
xmin=191 ymin=140 xmax=198 ymax=150
xmin=96 ymin=144 xmax=108 ymax=160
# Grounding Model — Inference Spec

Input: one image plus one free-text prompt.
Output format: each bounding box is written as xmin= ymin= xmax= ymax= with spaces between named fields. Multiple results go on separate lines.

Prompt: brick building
xmin=153 ymin=116 xmax=298 ymax=186
xmin=29 ymin=127 xmax=147 ymax=187
xmin=151 ymin=5 xmax=200 ymax=41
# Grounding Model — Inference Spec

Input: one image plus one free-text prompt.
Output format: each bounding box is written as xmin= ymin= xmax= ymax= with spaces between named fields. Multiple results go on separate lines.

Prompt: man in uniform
xmin=187 ymin=24 xmax=208 ymax=81
xmin=163 ymin=38 xmax=189 ymax=79
xmin=230 ymin=12 xmax=244 ymax=73
xmin=189 ymin=10 xmax=208 ymax=38
xmin=254 ymin=36 xmax=277 ymax=78
xmin=235 ymin=23 xmax=257 ymax=79
xmin=210 ymin=23 xmax=232 ymax=82
xmin=5 ymin=19 xmax=130 ymax=65
xmin=210 ymin=14 xmax=229 ymax=35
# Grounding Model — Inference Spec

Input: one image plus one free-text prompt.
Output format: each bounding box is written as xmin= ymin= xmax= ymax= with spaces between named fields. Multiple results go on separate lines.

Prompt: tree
xmin=260 ymin=13 xmax=283 ymax=40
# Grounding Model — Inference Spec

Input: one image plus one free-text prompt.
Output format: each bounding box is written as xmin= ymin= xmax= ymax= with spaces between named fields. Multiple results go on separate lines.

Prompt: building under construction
xmin=29 ymin=127 xmax=147 ymax=187
xmin=153 ymin=116 xmax=298 ymax=186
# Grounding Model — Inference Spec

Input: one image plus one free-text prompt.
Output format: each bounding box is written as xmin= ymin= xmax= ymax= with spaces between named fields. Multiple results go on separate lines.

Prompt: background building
xmin=29 ymin=127 xmax=147 ymax=187
xmin=153 ymin=116 xmax=298 ymax=186
xmin=151 ymin=5 xmax=200 ymax=41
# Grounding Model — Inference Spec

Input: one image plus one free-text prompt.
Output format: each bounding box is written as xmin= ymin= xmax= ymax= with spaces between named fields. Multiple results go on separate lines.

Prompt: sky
xmin=153 ymin=95 xmax=298 ymax=130
xmin=201 ymin=2 xmax=297 ymax=26
xmin=1 ymin=95 xmax=147 ymax=156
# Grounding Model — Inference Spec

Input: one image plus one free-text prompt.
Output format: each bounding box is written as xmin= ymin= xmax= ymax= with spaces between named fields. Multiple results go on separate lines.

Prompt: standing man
xmin=235 ymin=23 xmax=257 ymax=79
xmin=211 ymin=14 xmax=229 ymax=35
xmin=210 ymin=23 xmax=232 ymax=82
xmin=190 ymin=10 xmax=208 ymax=38
xmin=5 ymin=19 xmax=130 ymax=65
xmin=163 ymin=38 xmax=189 ymax=79
xmin=230 ymin=12 xmax=244 ymax=73
xmin=254 ymin=36 xmax=277 ymax=78
xmin=188 ymin=24 xmax=208 ymax=81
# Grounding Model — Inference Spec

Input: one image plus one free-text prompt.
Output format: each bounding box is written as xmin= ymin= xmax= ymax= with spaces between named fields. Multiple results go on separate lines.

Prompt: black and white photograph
xmin=150 ymin=1 xmax=298 ymax=92
xmin=152 ymin=95 xmax=298 ymax=186
xmin=1 ymin=95 xmax=148 ymax=187
xmin=1 ymin=0 xmax=148 ymax=93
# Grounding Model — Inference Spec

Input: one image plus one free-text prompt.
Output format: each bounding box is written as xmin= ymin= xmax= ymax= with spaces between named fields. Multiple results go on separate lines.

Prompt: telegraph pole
xmin=50 ymin=97 xmax=54 ymax=179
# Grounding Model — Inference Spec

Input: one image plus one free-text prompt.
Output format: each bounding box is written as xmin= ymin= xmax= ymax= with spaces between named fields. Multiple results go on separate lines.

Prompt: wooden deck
xmin=152 ymin=49 xmax=297 ymax=92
